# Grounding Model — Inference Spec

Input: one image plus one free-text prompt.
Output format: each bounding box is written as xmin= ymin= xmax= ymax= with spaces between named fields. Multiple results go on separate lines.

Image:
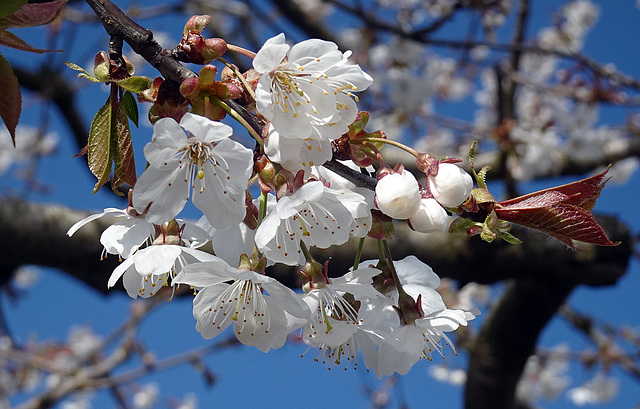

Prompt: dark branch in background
xmin=13 ymin=66 xmax=87 ymax=150
xmin=327 ymin=0 xmax=640 ymax=92
xmin=1 ymin=198 xmax=630 ymax=295
xmin=271 ymin=0 xmax=340 ymax=45
xmin=466 ymin=279 xmax=575 ymax=409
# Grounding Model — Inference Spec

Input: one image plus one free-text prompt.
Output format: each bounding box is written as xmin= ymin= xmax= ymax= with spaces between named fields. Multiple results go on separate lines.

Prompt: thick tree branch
xmin=2 ymin=198 xmax=629 ymax=294
xmin=465 ymin=278 xmax=575 ymax=409
xmin=84 ymin=0 xmax=196 ymax=83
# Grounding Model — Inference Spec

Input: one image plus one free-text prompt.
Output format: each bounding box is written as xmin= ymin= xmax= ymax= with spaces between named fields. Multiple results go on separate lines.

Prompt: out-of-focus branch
xmin=559 ymin=305 xmax=640 ymax=381
xmin=13 ymin=65 xmax=87 ymax=151
xmin=270 ymin=0 xmax=340 ymax=45
xmin=3 ymin=197 xmax=628 ymax=295
xmin=465 ymin=278 xmax=576 ymax=409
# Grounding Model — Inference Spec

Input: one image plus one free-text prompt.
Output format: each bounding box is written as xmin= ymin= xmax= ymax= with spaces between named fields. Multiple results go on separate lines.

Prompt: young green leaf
xmin=116 ymin=76 xmax=152 ymax=93
xmin=111 ymin=100 xmax=137 ymax=192
xmin=122 ymin=90 xmax=139 ymax=127
xmin=64 ymin=61 xmax=99 ymax=82
xmin=0 ymin=51 xmax=20 ymax=146
xmin=88 ymin=102 xmax=113 ymax=194
xmin=87 ymin=87 xmax=137 ymax=194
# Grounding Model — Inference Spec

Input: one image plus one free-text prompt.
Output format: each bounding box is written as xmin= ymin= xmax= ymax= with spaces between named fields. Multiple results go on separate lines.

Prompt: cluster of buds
xmin=177 ymin=15 xmax=227 ymax=65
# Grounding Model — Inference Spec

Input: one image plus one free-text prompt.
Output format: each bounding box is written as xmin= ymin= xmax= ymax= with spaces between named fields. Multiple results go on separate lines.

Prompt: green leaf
xmin=347 ymin=111 xmax=370 ymax=136
xmin=0 ymin=51 xmax=20 ymax=146
xmin=116 ymin=76 xmax=152 ymax=93
xmin=64 ymin=61 xmax=99 ymax=82
xmin=87 ymin=88 xmax=137 ymax=194
xmin=499 ymin=230 xmax=522 ymax=245
xmin=122 ymin=90 xmax=139 ymax=127
xmin=0 ymin=0 xmax=27 ymax=20
xmin=111 ymin=100 xmax=136 ymax=193
xmin=88 ymin=103 xmax=113 ymax=194
xmin=0 ymin=0 xmax=67 ymax=29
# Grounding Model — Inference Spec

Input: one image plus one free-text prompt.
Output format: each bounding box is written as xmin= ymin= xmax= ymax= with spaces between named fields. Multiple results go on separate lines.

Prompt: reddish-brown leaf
xmin=0 ymin=0 xmax=68 ymax=29
xmin=0 ymin=0 xmax=27 ymax=20
xmin=498 ymin=167 xmax=610 ymax=210
xmin=0 ymin=28 xmax=55 ymax=53
xmin=0 ymin=52 xmax=21 ymax=145
xmin=495 ymin=168 xmax=618 ymax=249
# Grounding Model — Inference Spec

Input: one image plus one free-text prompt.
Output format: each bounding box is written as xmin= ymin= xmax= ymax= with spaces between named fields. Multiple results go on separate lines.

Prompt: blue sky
xmin=2 ymin=1 xmax=639 ymax=408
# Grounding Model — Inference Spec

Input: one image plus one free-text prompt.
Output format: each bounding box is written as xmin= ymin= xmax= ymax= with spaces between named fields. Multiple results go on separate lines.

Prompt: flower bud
xmin=183 ymin=15 xmax=210 ymax=36
xmin=179 ymin=77 xmax=200 ymax=98
xmin=375 ymin=170 xmax=421 ymax=219
xmin=202 ymin=38 xmax=227 ymax=63
xmin=408 ymin=198 xmax=449 ymax=233
xmin=428 ymin=163 xmax=473 ymax=208
xmin=93 ymin=51 xmax=110 ymax=82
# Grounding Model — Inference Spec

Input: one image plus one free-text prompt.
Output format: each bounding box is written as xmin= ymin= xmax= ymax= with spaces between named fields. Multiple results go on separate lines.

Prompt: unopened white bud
xmin=409 ymin=198 xmax=449 ymax=233
xmin=375 ymin=170 xmax=421 ymax=219
xmin=429 ymin=163 xmax=473 ymax=207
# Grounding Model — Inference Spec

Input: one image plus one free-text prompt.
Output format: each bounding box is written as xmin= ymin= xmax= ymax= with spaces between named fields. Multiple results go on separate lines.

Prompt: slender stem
xmin=356 ymin=137 xmax=420 ymax=157
xmin=203 ymin=95 xmax=211 ymax=119
xmin=209 ymin=95 xmax=263 ymax=145
xmin=353 ymin=237 xmax=365 ymax=270
xmin=218 ymin=57 xmax=256 ymax=100
xmin=376 ymin=239 xmax=385 ymax=265
xmin=227 ymin=44 xmax=257 ymax=59
xmin=300 ymin=240 xmax=313 ymax=263
xmin=382 ymin=239 xmax=407 ymax=297
xmin=257 ymin=191 xmax=268 ymax=225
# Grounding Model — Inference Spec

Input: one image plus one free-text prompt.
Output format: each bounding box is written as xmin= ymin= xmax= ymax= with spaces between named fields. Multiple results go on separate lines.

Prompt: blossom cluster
xmin=67 ymin=32 xmax=479 ymax=377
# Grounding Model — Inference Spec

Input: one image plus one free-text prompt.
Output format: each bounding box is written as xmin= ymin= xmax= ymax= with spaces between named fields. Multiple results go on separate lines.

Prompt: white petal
xmin=179 ymin=113 xmax=233 ymax=143
xmin=66 ymin=208 xmax=125 ymax=236
xmin=253 ymin=33 xmax=289 ymax=73
xmin=288 ymin=38 xmax=341 ymax=71
xmin=133 ymin=161 xmax=190 ymax=224
xmin=100 ymin=218 xmax=154 ymax=258
xmin=193 ymin=283 xmax=235 ymax=339
xmin=174 ymin=259 xmax=235 ymax=287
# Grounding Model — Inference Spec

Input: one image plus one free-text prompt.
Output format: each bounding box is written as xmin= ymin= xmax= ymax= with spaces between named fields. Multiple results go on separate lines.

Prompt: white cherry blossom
xmin=357 ymin=256 xmax=477 ymax=378
xmin=174 ymin=259 xmax=309 ymax=352
xmin=263 ymin=124 xmax=333 ymax=177
xmin=67 ymin=207 xmax=153 ymax=260
xmin=254 ymin=181 xmax=355 ymax=265
xmin=108 ymin=246 xmax=217 ymax=299
xmin=253 ymin=33 xmax=372 ymax=140
xmin=301 ymin=266 xmax=383 ymax=351
xmin=132 ymin=113 xmax=253 ymax=229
